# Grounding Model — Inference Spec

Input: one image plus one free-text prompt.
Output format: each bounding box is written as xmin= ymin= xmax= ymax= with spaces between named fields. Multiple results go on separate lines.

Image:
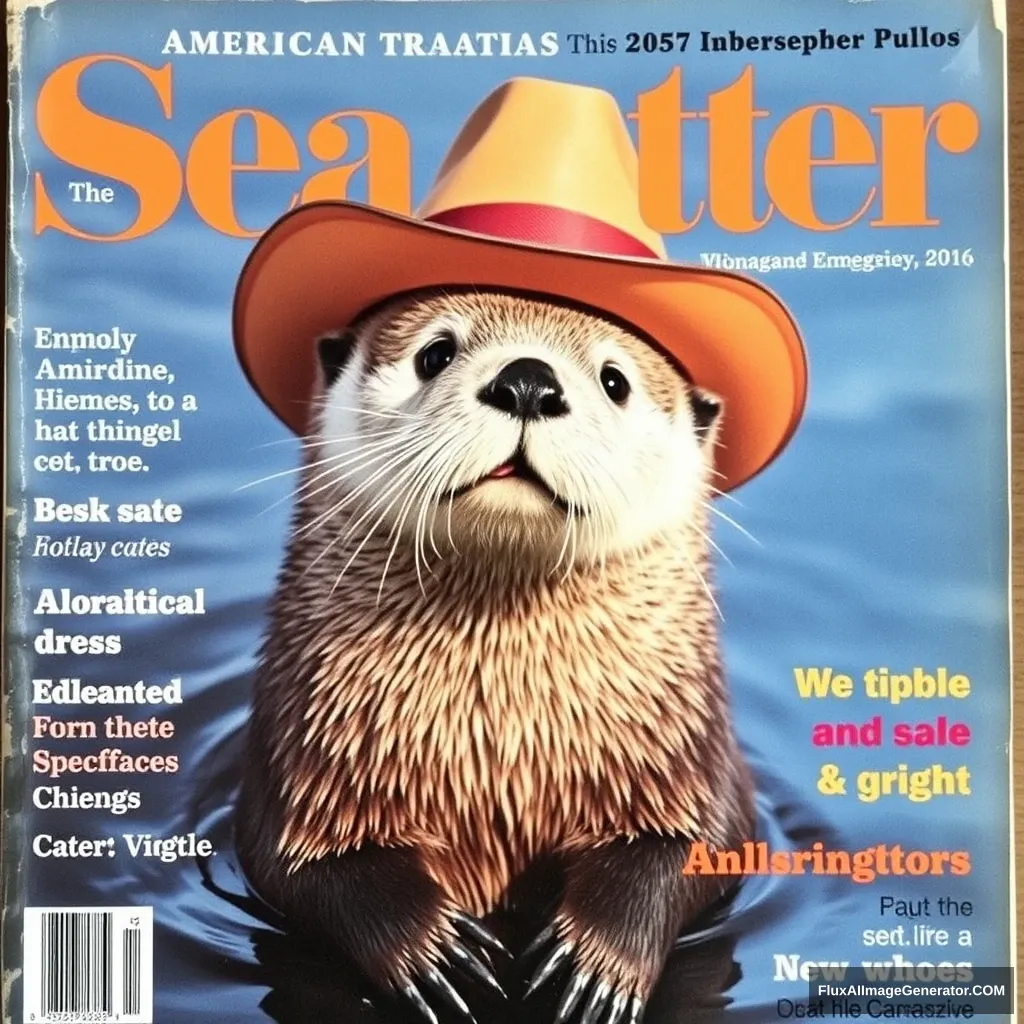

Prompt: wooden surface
xmin=1009 ymin=0 xmax=1021 ymax=1013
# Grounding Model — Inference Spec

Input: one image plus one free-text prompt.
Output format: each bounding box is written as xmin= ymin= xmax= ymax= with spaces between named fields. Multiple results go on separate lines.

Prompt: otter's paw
xmin=395 ymin=908 xmax=510 ymax=1024
xmin=521 ymin=835 xmax=702 ymax=1021
xmin=523 ymin=917 xmax=648 ymax=1024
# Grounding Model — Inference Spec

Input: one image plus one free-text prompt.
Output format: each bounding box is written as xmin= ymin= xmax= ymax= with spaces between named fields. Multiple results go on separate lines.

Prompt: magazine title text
xmin=33 ymin=55 xmax=981 ymax=241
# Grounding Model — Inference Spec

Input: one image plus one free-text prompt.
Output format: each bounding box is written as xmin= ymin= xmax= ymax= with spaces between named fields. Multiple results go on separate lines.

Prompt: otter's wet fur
xmin=238 ymin=289 xmax=755 ymax=1024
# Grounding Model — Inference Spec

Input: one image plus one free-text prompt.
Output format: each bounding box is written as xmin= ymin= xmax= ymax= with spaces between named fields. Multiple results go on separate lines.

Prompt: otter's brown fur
xmin=256 ymin=500 xmax=747 ymax=916
xmin=238 ymin=289 xmax=755 ymax=1020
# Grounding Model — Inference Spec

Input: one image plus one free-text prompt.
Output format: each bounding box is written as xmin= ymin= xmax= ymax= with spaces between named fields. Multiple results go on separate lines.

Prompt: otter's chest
xmin=301 ymin=619 xmax=703 ymax=829
xmin=316 ymin=651 xmax=610 ymax=823
xmin=275 ymin=582 xmax=718 ymax=909
xmin=315 ymin=657 xmax=633 ymax=911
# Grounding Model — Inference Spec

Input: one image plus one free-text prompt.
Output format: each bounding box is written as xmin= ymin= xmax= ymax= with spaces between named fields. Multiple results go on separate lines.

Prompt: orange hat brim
xmin=233 ymin=201 xmax=807 ymax=492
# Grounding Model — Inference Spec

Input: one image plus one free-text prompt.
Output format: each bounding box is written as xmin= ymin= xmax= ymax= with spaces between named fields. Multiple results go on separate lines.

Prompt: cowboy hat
xmin=233 ymin=76 xmax=807 ymax=492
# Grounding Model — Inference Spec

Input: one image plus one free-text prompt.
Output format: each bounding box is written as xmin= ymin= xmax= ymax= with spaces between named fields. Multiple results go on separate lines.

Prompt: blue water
xmin=8 ymin=1 xmax=1010 ymax=1022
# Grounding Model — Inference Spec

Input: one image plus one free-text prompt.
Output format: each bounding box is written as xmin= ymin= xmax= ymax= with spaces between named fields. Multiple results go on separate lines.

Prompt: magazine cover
xmin=4 ymin=1 xmax=1013 ymax=1022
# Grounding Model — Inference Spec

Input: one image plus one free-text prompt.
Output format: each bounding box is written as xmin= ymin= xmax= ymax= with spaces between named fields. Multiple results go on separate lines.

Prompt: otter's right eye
xmin=600 ymin=363 xmax=631 ymax=405
xmin=415 ymin=332 xmax=458 ymax=381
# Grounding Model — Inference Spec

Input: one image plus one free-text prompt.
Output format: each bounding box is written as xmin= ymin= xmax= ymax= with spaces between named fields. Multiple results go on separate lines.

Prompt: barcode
xmin=122 ymin=926 xmax=140 ymax=1016
xmin=23 ymin=908 xmax=153 ymax=1023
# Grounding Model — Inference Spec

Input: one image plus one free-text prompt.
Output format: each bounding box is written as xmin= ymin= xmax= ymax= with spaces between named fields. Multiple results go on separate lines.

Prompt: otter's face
xmin=313 ymin=290 xmax=722 ymax=568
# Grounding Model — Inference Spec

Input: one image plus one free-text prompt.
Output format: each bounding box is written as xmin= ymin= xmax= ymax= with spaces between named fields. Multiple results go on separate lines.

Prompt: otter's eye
xmin=415 ymin=332 xmax=457 ymax=381
xmin=600 ymin=363 xmax=631 ymax=405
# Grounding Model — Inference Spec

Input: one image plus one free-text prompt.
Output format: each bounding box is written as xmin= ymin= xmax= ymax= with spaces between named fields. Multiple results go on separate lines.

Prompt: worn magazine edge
xmin=4 ymin=3 xmax=28 ymax=1022
xmin=0 ymin=2 xmax=1016 ymax=1022
xmin=1000 ymin=0 xmax=1016 ymax=1018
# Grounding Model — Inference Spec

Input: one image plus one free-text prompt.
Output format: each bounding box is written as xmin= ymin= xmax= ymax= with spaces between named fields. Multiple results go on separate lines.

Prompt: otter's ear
xmin=316 ymin=331 xmax=356 ymax=387
xmin=689 ymin=387 xmax=723 ymax=443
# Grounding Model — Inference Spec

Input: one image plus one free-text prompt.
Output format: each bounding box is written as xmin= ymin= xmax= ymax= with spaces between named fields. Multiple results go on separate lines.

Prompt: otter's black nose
xmin=478 ymin=358 xmax=569 ymax=420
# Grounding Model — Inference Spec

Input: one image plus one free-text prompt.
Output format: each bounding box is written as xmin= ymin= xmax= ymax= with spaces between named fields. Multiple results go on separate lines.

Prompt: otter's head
xmin=311 ymin=289 xmax=722 ymax=570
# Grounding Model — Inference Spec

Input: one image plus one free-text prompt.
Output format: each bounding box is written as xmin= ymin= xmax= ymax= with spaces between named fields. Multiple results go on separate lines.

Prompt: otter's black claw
xmin=447 ymin=940 xmax=506 ymax=999
xmin=423 ymin=966 xmax=476 ymax=1023
xmin=579 ymin=980 xmax=611 ymax=1024
xmin=451 ymin=910 xmax=511 ymax=958
xmin=555 ymin=971 xmax=591 ymax=1022
xmin=402 ymin=982 xmax=439 ymax=1024
xmin=606 ymin=991 xmax=629 ymax=1024
xmin=524 ymin=940 xmax=573 ymax=997
xmin=523 ymin=922 xmax=557 ymax=959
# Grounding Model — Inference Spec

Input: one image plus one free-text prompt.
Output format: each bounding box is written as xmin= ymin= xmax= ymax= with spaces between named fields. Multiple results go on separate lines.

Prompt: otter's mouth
xmin=451 ymin=451 xmax=577 ymax=514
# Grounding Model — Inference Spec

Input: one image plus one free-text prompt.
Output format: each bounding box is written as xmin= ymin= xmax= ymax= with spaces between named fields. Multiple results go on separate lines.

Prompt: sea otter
xmin=237 ymin=288 xmax=755 ymax=1024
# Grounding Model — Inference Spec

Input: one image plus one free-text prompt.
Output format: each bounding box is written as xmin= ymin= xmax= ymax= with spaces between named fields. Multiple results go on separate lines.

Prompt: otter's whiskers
xmin=293 ymin=431 xmax=433 ymax=584
xmin=294 ymin=431 xmax=427 ymax=541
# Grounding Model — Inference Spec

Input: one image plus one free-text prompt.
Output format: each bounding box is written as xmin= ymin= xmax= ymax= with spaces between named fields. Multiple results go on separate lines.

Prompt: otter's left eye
xmin=600 ymin=363 xmax=631 ymax=405
xmin=415 ymin=331 xmax=457 ymax=381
